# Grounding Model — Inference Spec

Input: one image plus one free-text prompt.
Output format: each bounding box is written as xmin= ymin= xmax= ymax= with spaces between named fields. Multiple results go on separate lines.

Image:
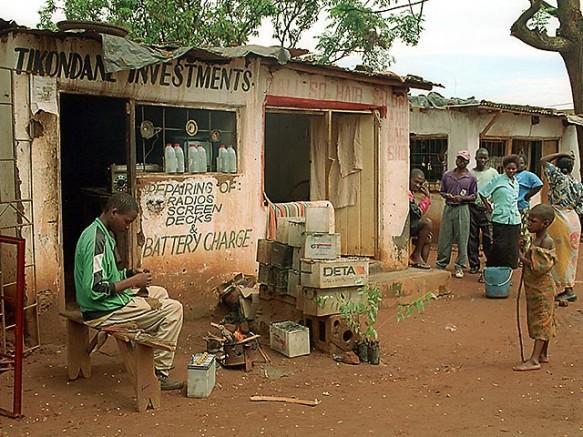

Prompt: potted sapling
xmin=362 ymin=285 xmax=382 ymax=365
xmin=338 ymin=295 xmax=367 ymax=362
xmin=338 ymin=285 xmax=382 ymax=364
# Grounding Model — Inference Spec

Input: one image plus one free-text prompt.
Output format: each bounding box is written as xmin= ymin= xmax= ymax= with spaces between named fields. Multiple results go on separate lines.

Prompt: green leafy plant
xmin=337 ymin=284 xmax=381 ymax=343
xmin=396 ymin=291 xmax=436 ymax=322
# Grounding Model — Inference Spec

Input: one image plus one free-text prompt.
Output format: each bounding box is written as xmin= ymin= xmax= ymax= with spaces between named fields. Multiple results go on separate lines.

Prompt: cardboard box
xmin=287 ymin=218 xmax=306 ymax=247
xmin=300 ymin=257 xmax=369 ymax=289
xmin=270 ymin=321 xmax=310 ymax=358
xmin=276 ymin=217 xmax=306 ymax=247
xmin=256 ymin=239 xmax=271 ymax=264
xmin=258 ymin=263 xmax=271 ymax=284
xmin=302 ymin=286 xmax=362 ymax=317
xmin=275 ymin=217 xmax=290 ymax=244
xmin=269 ymin=266 xmax=290 ymax=288
xmin=239 ymin=288 xmax=260 ymax=320
xmin=302 ymin=232 xmax=341 ymax=260
xmin=295 ymin=285 xmax=304 ymax=310
xmin=287 ymin=270 xmax=300 ymax=295
xmin=269 ymin=241 xmax=293 ymax=268
xmin=305 ymin=205 xmax=335 ymax=233
xmin=256 ymin=240 xmax=292 ymax=267
xmin=292 ymin=247 xmax=302 ymax=271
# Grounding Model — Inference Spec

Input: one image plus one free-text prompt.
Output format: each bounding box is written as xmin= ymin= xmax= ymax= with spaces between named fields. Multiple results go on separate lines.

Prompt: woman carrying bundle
xmin=540 ymin=151 xmax=583 ymax=302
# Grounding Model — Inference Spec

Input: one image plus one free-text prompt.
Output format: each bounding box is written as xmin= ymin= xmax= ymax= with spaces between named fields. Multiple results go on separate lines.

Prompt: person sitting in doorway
xmin=408 ymin=168 xmax=433 ymax=269
xmin=74 ymin=192 xmax=184 ymax=390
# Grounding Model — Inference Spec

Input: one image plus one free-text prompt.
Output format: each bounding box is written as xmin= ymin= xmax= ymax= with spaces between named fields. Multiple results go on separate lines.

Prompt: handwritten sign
xmin=140 ymin=176 xmax=253 ymax=258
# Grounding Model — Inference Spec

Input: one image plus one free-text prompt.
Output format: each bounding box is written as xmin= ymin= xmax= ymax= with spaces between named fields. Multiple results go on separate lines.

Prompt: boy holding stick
xmin=514 ymin=204 xmax=557 ymax=372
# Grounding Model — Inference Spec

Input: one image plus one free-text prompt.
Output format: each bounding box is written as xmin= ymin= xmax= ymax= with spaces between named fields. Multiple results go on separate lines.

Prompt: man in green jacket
xmin=74 ymin=192 xmax=183 ymax=390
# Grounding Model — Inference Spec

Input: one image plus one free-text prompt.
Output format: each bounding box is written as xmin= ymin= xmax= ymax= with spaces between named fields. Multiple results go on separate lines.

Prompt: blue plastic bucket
xmin=483 ymin=267 xmax=512 ymax=298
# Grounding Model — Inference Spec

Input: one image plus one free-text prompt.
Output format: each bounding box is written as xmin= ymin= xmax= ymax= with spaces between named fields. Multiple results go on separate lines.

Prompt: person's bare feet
xmin=513 ymin=360 xmax=541 ymax=371
xmin=539 ymin=355 xmax=549 ymax=363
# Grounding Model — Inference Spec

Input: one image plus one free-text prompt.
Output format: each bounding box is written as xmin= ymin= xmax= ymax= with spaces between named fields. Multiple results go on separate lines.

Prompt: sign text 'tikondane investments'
xmin=13 ymin=48 xmax=254 ymax=92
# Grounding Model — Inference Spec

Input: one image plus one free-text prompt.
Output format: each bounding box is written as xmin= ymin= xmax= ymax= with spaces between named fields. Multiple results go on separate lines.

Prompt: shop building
xmin=0 ymin=22 xmax=431 ymax=323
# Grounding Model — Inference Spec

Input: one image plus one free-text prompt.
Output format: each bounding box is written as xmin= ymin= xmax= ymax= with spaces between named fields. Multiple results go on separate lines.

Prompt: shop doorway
xmin=264 ymin=110 xmax=378 ymax=258
xmin=59 ymin=94 xmax=128 ymax=305
xmin=264 ymin=112 xmax=317 ymax=202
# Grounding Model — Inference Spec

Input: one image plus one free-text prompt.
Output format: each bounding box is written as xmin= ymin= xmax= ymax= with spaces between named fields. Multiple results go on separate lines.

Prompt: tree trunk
xmin=560 ymin=45 xmax=583 ymax=180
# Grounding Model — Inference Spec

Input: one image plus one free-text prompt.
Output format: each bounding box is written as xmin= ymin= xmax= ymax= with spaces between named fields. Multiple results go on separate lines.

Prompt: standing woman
xmin=479 ymin=155 xmax=521 ymax=269
xmin=540 ymin=152 xmax=583 ymax=302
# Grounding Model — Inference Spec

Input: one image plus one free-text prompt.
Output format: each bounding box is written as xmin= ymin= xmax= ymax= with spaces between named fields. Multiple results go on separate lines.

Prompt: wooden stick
xmin=257 ymin=345 xmax=272 ymax=364
xmin=237 ymin=334 xmax=260 ymax=344
xmin=250 ymin=395 xmax=320 ymax=407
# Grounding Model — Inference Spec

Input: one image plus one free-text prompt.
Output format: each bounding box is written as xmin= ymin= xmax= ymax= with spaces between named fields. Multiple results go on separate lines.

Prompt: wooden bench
xmin=60 ymin=310 xmax=175 ymax=412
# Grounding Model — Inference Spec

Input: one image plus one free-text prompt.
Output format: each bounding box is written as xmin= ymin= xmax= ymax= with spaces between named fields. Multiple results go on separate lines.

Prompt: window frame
xmin=134 ymin=101 xmax=240 ymax=174
xmin=410 ymin=134 xmax=448 ymax=189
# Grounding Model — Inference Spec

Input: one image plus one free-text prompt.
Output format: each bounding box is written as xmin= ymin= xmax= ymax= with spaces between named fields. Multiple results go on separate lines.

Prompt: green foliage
xmin=38 ymin=0 xmax=427 ymax=69
xmin=272 ymin=0 xmax=321 ymax=48
xmin=316 ymin=0 xmax=425 ymax=69
xmin=38 ymin=0 xmax=275 ymax=46
xmin=337 ymin=284 xmax=382 ymax=342
xmin=525 ymin=1 xmax=558 ymax=34
xmin=396 ymin=291 xmax=435 ymax=322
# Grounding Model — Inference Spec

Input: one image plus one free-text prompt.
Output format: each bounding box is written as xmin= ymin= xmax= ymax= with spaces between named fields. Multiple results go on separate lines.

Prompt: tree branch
xmin=511 ymin=0 xmax=574 ymax=52
xmin=556 ymin=0 xmax=583 ymax=40
xmin=341 ymin=0 xmax=428 ymax=15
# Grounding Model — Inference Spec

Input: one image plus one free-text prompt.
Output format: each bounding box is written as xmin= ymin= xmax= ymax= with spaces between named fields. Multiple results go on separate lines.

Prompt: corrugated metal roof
xmin=410 ymin=92 xmax=582 ymax=124
xmin=451 ymin=100 xmax=558 ymax=116
xmin=0 ymin=18 xmax=436 ymax=90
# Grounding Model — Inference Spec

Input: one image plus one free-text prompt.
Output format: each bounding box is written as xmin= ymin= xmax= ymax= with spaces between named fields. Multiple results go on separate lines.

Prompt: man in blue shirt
xmin=516 ymin=155 xmax=543 ymax=246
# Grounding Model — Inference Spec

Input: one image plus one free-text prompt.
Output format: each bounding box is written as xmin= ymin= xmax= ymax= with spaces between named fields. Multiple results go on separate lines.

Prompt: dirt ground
xmin=1 ymin=253 xmax=582 ymax=437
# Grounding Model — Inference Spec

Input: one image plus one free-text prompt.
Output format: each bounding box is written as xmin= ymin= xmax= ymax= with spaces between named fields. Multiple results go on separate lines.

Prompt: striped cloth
xmin=266 ymin=200 xmax=333 ymax=240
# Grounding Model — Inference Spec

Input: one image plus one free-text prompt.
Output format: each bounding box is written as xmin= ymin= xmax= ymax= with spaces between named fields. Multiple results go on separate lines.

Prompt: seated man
xmin=409 ymin=168 xmax=433 ymax=269
xmin=74 ymin=192 xmax=183 ymax=390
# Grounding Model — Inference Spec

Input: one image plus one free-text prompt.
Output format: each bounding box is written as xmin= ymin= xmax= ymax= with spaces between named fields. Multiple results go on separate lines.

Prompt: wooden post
xmin=116 ymin=339 xmax=160 ymax=412
xmin=67 ymin=320 xmax=91 ymax=380
xmin=134 ymin=344 xmax=160 ymax=412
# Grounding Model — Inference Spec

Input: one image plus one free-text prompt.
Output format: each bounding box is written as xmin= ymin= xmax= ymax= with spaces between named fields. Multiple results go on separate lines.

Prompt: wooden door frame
xmin=329 ymin=110 xmax=379 ymax=258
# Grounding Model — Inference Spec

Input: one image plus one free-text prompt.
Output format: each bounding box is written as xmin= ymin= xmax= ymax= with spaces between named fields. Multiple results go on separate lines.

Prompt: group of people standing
xmin=409 ymin=147 xmax=583 ymax=303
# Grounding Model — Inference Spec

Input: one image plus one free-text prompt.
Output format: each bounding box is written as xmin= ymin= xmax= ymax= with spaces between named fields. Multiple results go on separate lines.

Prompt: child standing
xmin=513 ymin=204 xmax=557 ymax=371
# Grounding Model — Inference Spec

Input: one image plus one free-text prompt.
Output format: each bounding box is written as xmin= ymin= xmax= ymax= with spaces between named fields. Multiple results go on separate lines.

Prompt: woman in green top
xmin=479 ymin=154 xmax=521 ymax=269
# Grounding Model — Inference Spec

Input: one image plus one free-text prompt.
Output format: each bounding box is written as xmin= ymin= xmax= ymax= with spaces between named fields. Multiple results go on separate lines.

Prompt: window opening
xmin=512 ymin=139 xmax=543 ymax=175
xmin=410 ymin=135 xmax=447 ymax=188
xmin=135 ymin=105 xmax=237 ymax=173
xmin=480 ymin=139 xmax=507 ymax=173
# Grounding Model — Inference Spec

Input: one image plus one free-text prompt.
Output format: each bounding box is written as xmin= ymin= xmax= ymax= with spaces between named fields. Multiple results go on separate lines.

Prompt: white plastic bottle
xmin=217 ymin=144 xmax=228 ymax=173
xmin=226 ymin=145 xmax=237 ymax=173
xmin=164 ymin=143 xmax=177 ymax=173
xmin=188 ymin=142 xmax=198 ymax=173
xmin=197 ymin=144 xmax=207 ymax=173
xmin=174 ymin=143 xmax=185 ymax=173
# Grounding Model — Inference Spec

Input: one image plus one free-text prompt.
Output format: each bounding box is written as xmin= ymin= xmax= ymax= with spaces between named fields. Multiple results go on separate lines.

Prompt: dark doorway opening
xmin=59 ymin=94 xmax=128 ymax=305
xmin=264 ymin=112 xmax=314 ymax=203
